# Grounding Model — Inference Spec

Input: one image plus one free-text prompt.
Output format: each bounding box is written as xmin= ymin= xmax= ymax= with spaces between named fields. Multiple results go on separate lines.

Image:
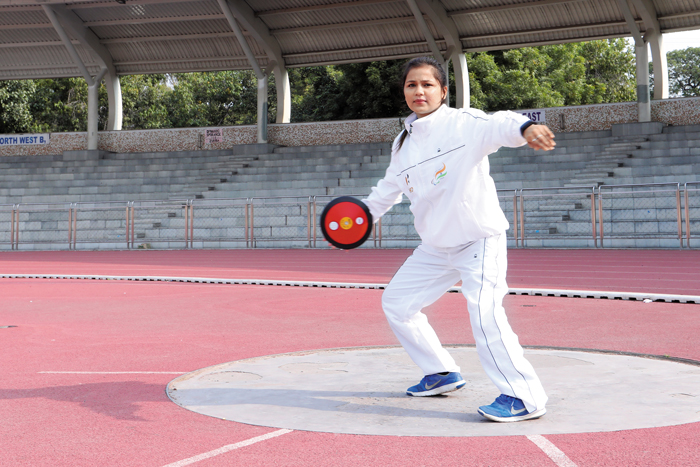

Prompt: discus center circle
xmin=167 ymin=346 xmax=700 ymax=437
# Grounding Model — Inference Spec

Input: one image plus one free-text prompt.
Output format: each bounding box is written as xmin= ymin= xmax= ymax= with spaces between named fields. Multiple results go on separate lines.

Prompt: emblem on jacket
xmin=431 ymin=163 xmax=447 ymax=186
xmin=405 ymin=173 xmax=413 ymax=192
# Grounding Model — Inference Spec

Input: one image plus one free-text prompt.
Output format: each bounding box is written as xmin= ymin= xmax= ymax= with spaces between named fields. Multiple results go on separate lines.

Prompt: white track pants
xmin=382 ymin=234 xmax=547 ymax=412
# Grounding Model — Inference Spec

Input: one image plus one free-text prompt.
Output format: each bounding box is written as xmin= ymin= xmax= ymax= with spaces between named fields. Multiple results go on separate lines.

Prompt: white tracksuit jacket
xmin=364 ymin=105 xmax=548 ymax=412
xmin=363 ymin=104 xmax=530 ymax=246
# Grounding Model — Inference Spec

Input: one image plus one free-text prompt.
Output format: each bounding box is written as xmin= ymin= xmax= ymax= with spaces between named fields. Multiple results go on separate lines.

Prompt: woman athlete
xmin=362 ymin=56 xmax=556 ymax=422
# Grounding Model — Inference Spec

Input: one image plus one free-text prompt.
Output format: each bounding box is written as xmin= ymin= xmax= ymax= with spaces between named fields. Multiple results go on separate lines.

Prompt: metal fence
xmin=1 ymin=182 xmax=698 ymax=250
xmin=248 ymin=196 xmax=314 ymax=248
xmin=71 ymin=201 xmax=132 ymax=249
xmin=515 ymin=186 xmax=597 ymax=248
xmin=598 ymin=183 xmax=683 ymax=248
xmin=180 ymin=197 xmax=249 ymax=248
xmin=0 ymin=204 xmax=16 ymax=249
xmin=685 ymin=182 xmax=700 ymax=248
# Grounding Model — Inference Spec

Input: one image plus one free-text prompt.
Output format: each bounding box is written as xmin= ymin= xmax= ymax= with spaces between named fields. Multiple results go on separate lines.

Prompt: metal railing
xmin=172 ymin=197 xmax=249 ymax=248
xmin=2 ymin=182 xmax=699 ymax=250
xmin=497 ymin=189 xmax=518 ymax=245
xmin=247 ymin=196 xmax=313 ymax=248
xmin=514 ymin=186 xmax=597 ymax=248
xmin=70 ymin=201 xmax=133 ymax=249
xmin=0 ymin=204 xmax=17 ymax=250
xmin=685 ymin=182 xmax=700 ymax=248
xmin=598 ymin=183 xmax=683 ymax=248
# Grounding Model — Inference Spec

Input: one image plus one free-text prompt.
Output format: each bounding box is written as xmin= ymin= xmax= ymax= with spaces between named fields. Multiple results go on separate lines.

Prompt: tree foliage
xmin=0 ymin=39 xmax=650 ymax=133
xmin=120 ymin=74 xmax=170 ymax=130
xmin=0 ymin=79 xmax=38 ymax=134
xmin=466 ymin=39 xmax=635 ymax=111
xmin=667 ymin=47 xmax=700 ymax=97
xmin=288 ymin=62 xmax=406 ymax=122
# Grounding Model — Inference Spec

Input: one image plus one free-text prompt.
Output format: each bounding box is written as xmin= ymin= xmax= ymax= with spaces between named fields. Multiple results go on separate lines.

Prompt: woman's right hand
xmin=523 ymin=125 xmax=556 ymax=151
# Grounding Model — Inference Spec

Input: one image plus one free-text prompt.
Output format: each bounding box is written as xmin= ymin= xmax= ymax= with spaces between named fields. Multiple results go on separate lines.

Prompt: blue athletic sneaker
xmin=406 ymin=372 xmax=466 ymax=396
xmin=478 ymin=394 xmax=546 ymax=422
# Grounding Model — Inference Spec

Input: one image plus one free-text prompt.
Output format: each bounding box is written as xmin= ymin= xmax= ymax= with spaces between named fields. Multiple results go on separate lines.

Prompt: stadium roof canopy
xmin=1 ymin=0 xmax=698 ymax=144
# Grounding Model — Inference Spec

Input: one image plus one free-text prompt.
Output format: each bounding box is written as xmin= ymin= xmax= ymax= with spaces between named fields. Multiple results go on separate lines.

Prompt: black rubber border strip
xmin=0 ymin=274 xmax=698 ymax=304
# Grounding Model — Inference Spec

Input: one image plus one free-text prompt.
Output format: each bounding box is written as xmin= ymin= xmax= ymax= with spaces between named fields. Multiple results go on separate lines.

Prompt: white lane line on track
xmin=161 ymin=429 xmax=293 ymax=467
xmin=2 ymin=273 xmax=698 ymax=303
xmin=38 ymin=371 xmax=185 ymax=374
xmin=527 ymin=435 xmax=578 ymax=467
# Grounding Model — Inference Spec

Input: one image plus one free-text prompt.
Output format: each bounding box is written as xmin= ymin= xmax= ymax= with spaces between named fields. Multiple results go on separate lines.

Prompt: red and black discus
xmin=320 ymin=196 xmax=373 ymax=250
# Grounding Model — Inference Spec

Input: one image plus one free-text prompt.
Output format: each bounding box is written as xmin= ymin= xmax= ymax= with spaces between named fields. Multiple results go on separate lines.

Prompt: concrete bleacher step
xmin=662 ymin=124 xmax=700 ymax=134
xmin=565 ymin=180 xmax=605 ymax=187
xmin=272 ymin=142 xmax=391 ymax=153
xmin=521 ymin=214 xmax=569 ymax=223
xmin=523 ymin=227 xmax=558 ymax=235
xmin=171 ymin=144 xmax=390 ymax=200
xmin=594 ymin=154 xmax=633 ymax=161
xmin=1 ymin=125 xmax=699 ymax=251
xmin=238 ymin=153 xmax=389 ymax=168
xmin=574 ymin=170 xmax=615 ymax=178
xmin=534 ymin=204 xmax=583 ymax=212
xmin=587 ymin=161 xmax=624 ymax=169
xmin=604 ymin=146 xmax=642 ymax=154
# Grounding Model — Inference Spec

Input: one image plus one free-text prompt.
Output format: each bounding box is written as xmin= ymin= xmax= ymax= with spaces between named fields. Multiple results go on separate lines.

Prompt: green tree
xmin=334 ymin=61 xmax=406 ymax=119
xmin=30 ymin=78 xmax=91 ymax=132
xmin=467 ymin=47 xmax=565 ymax=111
xmin=288 ymin=62 xmax=406 ymax=122
xmin=166 ymin=71 xmax=276 ymax=128
xmin=667 ymin=47 xmax=700 ymax=97
xmin=579 ymin=39 xmax=636 ymax=103
xmin=29 ymin=77 xmax=118 ymax=132
xmin=465 ymin=39 xmax=634 ymax=111
xmin=0 ymin=38 xmax=639 ymax=134
xmin=0 ymin=79 xmax=38 ymax=134
xmin=120 ymin=74 xmax=170 ymax=130
xmin=289 ymin=66 xmax=343 ymax=122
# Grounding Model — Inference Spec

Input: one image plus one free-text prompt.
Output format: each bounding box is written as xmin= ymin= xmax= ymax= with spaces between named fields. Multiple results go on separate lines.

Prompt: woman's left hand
xmin=523 ymin=125 xmax=556 ymax=151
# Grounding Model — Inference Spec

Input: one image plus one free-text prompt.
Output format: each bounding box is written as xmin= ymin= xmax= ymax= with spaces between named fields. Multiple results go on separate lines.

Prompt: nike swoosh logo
xmin=510 ymin=406 xmax=527 ymax=415
xmin=425 ymin=379 xmax=442 ymax=390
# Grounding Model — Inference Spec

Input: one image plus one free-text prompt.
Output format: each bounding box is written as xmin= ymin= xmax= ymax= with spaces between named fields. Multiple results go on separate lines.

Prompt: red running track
xmin=1 ymin=248 xmax=699 ymax=294
xmin=1 ymin=249 xmax=700 ymax=466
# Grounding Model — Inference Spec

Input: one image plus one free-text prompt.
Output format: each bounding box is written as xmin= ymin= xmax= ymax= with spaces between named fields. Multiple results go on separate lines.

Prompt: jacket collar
xmin=403 ymin=104 xmax=447 ymax=134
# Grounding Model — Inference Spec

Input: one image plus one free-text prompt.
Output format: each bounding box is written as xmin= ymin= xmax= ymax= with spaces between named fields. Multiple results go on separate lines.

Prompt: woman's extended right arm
xmin=362 ymin=151 xmax=404 ymax=222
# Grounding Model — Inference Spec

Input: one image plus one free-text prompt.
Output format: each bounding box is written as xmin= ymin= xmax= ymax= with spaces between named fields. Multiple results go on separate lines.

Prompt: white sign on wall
xmin=521 ymin=110 xmax=546 ymax=123
xmin=205 ymin=128 xmax=223 ymax=144
xmin=0 ymin=134 xmax=50 ymax=146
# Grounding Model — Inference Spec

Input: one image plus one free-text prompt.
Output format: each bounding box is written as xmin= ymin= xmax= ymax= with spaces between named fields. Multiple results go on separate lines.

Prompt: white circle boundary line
xmin=0 ymin=273 xmax=698 ymax=304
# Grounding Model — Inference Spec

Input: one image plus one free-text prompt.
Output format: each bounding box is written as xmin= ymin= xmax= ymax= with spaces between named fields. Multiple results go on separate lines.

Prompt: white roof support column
xmin=630 ymin=0 xmax=668 ymax=100
xmin=405 ymin=0 xmax=449 ymax=105
xmin=219 ymin=0 xmax=291 ymax=133
xmin=412 ymin=0 xmax=470 ymax=108
xmin=617 ymin=0 xmax=650 ymax=122
xmin=218 ymin=0 xmax=268 ymax=143
xmin=406 ymin=0 xmax=446 ymax=69
xmin=42 ymin=4 xmax=122 ymax=135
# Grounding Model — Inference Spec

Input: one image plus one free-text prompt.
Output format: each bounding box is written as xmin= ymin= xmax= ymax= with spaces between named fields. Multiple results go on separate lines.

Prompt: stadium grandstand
xmin=0 ymin=0 xmax=699 ymax=250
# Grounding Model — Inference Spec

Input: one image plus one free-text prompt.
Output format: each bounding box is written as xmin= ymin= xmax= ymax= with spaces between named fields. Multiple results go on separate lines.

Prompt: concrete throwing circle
xmin=167 ymin=346 xmax=700 ymax=437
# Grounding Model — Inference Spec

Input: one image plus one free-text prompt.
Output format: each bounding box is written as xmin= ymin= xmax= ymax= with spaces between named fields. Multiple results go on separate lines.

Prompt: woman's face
xmin=404 ymin=65 xmax=447 ymax=118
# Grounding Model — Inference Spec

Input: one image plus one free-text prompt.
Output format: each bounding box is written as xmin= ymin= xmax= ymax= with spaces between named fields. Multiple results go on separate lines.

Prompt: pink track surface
xmin=1 ymin=249 xmax=700 ymax=466
xmin=2 ymin=248 xmax=700 ymax=294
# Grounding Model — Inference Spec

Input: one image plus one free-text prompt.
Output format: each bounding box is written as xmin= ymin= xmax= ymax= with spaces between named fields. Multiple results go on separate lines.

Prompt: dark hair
xmin=396 ymin=57 xmax=448 ymax=150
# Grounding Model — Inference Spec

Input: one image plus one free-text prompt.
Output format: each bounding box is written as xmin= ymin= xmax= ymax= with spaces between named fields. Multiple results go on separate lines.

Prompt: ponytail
xmin=395 ymin=129 xmax=409 ymax=151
